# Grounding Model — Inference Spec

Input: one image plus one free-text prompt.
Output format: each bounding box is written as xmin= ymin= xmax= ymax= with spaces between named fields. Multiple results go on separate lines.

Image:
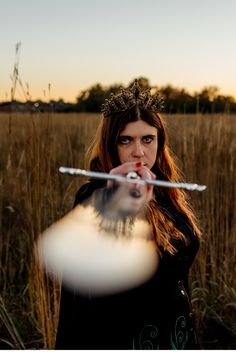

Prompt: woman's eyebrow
xmin=118 ymin=135 xmax=133 ymax=139
xmin=119 ymin=134 xmax=156 ymax=137
xmin=142 ymin=134 xmax=156 ymax=137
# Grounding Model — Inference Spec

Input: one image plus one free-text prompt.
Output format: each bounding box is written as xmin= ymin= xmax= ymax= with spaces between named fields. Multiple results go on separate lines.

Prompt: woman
xmin=55 ymin=80 xmax=201 ymax=349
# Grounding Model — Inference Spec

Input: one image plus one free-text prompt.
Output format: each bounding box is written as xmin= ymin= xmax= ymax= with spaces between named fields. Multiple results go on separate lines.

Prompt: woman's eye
xmin=143 ymin=136 xmax=153 ymax=143
xmin=118 ymin=137 xmax=130 ymax=145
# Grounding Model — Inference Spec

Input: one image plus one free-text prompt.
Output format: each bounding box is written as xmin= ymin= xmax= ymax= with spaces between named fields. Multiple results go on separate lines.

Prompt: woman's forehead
xmin=120 ymin=120 xmax=157 ymax=135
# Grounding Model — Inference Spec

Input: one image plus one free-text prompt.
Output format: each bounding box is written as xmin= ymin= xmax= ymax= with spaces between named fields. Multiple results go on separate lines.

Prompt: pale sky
xmin=1 ymin=0 xmax=236 ymax=102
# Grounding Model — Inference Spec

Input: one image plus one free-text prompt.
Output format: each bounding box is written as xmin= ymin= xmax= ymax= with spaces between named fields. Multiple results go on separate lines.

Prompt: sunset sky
xmin=1 ymin=0 xmax=236 ymax=102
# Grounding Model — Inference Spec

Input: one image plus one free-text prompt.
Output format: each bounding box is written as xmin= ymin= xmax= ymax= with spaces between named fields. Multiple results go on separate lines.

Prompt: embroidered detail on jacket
xmin=132 ymin=324 xmax=159 ymax=349
xmin=170 ymin=315 xmax=188 ymax=349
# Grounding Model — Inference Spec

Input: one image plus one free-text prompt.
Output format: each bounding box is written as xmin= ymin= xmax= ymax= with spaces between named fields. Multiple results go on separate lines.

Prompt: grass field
xmin=0 ymin=112 xmax=236 ymax=349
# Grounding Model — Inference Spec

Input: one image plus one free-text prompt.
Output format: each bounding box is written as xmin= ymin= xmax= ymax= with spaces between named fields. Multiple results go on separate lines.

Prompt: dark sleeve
xmin=73 ymin=180 xmax=105 ymax=208
xmin=73 ymin=180 xmax=118 ymax=216
xmin=55 ymin=286 xmax=76 ymax=349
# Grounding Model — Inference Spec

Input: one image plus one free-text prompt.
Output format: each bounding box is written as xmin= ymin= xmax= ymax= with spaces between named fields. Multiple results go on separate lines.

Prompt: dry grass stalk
xmin=0 ymin=295 xmax=25 ymax=349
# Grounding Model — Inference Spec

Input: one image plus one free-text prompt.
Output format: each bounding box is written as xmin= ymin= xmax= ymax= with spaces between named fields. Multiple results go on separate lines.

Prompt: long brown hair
xmin=87 ymin=105 xmax=201 ymax=254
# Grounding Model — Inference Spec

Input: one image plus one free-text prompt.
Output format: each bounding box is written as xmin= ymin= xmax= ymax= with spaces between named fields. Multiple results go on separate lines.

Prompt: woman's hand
xmin=109 ymin=161 xmax=156 ymax=201
xmin=106 ymin=162 xmax=156 ymax=217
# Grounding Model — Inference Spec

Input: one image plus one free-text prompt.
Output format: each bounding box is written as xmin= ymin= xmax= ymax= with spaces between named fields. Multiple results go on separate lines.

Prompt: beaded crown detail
xmin=101 ymin=79 xmax=165 ymax=117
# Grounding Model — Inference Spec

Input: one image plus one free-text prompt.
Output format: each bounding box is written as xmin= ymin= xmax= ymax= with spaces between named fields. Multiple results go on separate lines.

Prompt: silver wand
xmin=59 ymin=167 xmax=206 ymax=192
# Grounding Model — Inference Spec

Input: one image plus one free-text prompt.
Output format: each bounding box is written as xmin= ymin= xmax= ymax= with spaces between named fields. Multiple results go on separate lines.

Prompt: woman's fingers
xmin=136 ymin=166 xmax=156 ymax=202
xmin=108 ymin=162 xmax=144 ymax=188
xmin=136 ymin=166 xmax=156 ymax=180
xmin=110 ymin=161 xmax=144 ymax=176
xmin=109 ymin=162 xmax=156 ymax=182
xmin=108 ymin=162 xmax=156 ymax=205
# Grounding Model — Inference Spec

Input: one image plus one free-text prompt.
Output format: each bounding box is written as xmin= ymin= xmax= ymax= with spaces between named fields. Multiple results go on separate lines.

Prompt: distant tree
xmin=159 ymin=85 xmax=194 ymax=113
xmin=213 ymin=94 xmax=235 ymax=113
xmin=76 ymin=83 xmax=123 ymax=112
xmin=76 ymin=84 xmax=105 ymax=112
xmin=197 ymin=86 xmax=219 ymax=113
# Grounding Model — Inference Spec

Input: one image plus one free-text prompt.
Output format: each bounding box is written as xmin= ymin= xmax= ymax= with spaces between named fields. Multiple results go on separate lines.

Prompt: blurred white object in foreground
xmin=37 ymin=205 xmax=159 ymax=296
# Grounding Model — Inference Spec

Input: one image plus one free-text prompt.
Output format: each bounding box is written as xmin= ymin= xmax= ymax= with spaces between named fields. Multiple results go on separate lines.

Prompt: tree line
xmin=75 ymin=78 xmax=235 ymax=114
xmin=1 ymin=77 xmax=235 ymax=114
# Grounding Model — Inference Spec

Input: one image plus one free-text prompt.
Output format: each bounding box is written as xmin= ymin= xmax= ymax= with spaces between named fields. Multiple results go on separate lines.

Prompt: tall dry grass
xmin=0 ymin=112 xmax=235 ymax=349
xmin=167 ymin=114 xmax=236 ymax=348
xmin=0 ymin=112 xmax=99 ymax=348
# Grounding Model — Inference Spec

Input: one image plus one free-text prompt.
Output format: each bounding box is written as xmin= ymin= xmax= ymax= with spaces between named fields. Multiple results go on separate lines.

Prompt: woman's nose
xmin=132 ymin=141 xmax=144 ymax=158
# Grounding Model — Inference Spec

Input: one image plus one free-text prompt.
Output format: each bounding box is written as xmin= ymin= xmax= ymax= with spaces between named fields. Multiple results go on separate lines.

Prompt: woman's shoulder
xmin=73 ymin=180 xmax=105 ymax=207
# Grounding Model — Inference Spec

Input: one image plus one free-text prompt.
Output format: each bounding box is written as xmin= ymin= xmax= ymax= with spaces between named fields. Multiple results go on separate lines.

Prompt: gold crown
xmin=101 ymin=79 xmax=165 ymax=117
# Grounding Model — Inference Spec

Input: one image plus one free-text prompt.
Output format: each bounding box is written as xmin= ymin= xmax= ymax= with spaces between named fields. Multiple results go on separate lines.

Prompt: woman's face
xmin=117 ymin=120 xmax=158 ymax=169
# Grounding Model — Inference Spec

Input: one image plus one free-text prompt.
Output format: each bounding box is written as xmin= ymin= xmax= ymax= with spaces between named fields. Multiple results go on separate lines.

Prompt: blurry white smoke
xmin=37 ymin=188 xmax=159 ymax=296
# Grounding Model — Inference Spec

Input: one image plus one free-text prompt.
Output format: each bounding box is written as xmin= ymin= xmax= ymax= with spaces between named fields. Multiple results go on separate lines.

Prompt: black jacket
xmin=55 ymin=181 xmax=200 ymax=349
